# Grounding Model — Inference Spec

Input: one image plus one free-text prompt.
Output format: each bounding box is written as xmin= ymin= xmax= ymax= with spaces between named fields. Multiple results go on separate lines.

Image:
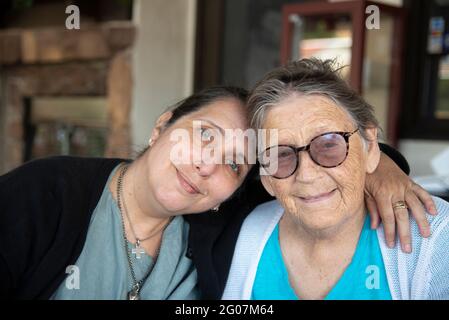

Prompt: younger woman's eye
xmin=200 ymin=128 xmax=214 ymax=142
xmin=225 ymin=159 xmax=240 ymax=174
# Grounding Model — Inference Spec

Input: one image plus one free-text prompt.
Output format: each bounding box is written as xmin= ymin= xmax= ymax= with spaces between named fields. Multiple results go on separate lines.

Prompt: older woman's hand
xmin=364 ymin=152 xmax=438 ymax=253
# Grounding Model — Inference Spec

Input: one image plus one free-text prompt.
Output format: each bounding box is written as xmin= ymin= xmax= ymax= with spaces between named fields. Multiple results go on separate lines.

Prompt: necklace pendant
xmin=128 ymin=284 xmax=141 ymax=300
xmin=132 ymin=239 xmax=145 ymax=259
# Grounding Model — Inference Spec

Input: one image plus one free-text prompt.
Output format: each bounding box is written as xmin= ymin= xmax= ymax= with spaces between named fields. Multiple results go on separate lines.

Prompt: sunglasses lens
xmin=259 ymin=132 xmax=351 ymax=179
xmin=260 ymin=146 xmax=297 ymax=178
xmin=310 ymin=133 xmax=347 ymax=167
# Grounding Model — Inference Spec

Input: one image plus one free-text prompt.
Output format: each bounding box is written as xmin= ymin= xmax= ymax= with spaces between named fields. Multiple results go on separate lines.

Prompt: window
xmin=400 ymin=0 xmax=449 ymax=140
xmin=23 ymin=97 xmax=108 ymax=161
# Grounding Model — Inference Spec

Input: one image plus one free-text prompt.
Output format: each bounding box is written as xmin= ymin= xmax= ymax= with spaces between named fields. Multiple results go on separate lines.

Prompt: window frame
xmin=400 ymin=0 xmax=449 ymax=140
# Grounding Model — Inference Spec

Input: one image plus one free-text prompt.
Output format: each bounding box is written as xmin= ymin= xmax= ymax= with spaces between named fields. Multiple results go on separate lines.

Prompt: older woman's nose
xmin=295 ymin=151 xmax=322 ymax=182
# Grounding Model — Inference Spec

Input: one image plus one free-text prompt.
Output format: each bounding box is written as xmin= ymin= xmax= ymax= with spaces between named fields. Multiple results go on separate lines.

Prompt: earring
xmin=148 ymin=138 xmax=153 ymax=146
xmin=211 ymin=205 xmax=220 ymax=212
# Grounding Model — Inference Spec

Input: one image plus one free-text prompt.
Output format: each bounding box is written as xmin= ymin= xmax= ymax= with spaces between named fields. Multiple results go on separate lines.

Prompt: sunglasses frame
xmin=259 ymin=128 xmax=360 ymax=179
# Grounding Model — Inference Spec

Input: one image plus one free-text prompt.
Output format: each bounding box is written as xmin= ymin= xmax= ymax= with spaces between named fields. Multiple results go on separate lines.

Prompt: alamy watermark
xmin=65 ymin=265 xmax=80 ymax=290
xmin=365 ymin=265 xmax=381 ymax=290
xmin=65 ymin=4 xmax=381 ymax=31
xmin=65 ymin=5 xmax=80 ymax=30
xmin=366 ymin=5 xmax=380 ymax=30
xmin=168 ymin=121 xmax=279 ymax=175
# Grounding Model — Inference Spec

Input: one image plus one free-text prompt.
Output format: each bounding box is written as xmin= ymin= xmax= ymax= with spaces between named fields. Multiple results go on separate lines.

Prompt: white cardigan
xmin=222 ymin=197 xmax=449 ymax=300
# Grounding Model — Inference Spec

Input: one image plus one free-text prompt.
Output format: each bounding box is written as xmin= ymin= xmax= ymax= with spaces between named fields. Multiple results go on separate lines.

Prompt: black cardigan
xmin=0 ymin=144 xmax=409 ymax=300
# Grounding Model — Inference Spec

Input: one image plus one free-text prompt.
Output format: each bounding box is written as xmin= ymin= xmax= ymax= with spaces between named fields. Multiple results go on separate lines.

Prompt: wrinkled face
xmin=260 ymin=94 xmax=379 ymax=232
xmin=146 ymin=98 xmax=252 ymax=215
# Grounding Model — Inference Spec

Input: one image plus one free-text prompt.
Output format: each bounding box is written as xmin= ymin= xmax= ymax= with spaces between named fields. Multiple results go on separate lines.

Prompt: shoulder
xmin=248 ymin=199 xmax=284 ymax=219
xmin=245 ymin=199 xmax=284 ymax=223
xmin=377 ymin=197 xmax=449 ymax=299
xmin=378 ymin=196 xmax=449 ymax=249
xmin=0 ymin=156 xmax=125 ymax=195
xmin=0 ymin=155 xmax=127 ymax=244
xmin=378 ymin=196 xmax=449 ymax=244
xmin=0 ymin=155 xmax=126 ymax=227
xmin=411 ymin=196 xmax=449 ymax=238
xmin=423 ymin=197 xmax=449 ymax=299
xmin=222 ymin=200 xmax=284 ymax=299
xmin=0 ymin=156 xmax=126 ymax=298
xmin=427 ymin=196 xmax=449 ymax=229
xmin=239 ymin=199 xmax=284 ymax=239
xmin=1 ymin=155 xmax=124 ymax=181
xmin=422 ymin=197 xmax=449 ymax=256
xmin=0 ymin=156 xmax=128 ymax=227
xmin=414 ymin=196 xmax=449 ymax=254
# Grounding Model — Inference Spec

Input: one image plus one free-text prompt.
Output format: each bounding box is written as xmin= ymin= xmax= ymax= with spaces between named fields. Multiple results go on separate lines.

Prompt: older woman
xmin=223 ymin=59 xmax=449 ymax=300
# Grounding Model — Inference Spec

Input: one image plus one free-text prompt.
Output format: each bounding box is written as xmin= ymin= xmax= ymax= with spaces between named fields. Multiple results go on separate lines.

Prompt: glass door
xmin=281 ymin=0 xmax=405 ymax=144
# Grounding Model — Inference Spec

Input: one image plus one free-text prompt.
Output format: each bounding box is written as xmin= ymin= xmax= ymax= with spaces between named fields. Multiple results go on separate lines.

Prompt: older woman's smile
xmin=298 ymin=188 xmax=337 ymax=204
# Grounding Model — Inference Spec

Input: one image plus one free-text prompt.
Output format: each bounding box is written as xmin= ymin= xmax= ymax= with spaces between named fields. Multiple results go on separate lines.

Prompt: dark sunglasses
xmin=258 ymin=128 xmax=360 ymax=179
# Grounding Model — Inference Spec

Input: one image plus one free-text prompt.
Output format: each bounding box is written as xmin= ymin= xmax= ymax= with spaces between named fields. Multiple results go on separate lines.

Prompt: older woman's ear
xmin=364 ymin=127 xmax=381 ymax=174
xmin=149 ymin=111 xmax=173 ymax=145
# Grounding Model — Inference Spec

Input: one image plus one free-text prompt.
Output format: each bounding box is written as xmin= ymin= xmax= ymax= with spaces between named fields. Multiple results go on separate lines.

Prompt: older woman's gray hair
xmin=248 ymin=58 xmax=379 ymax=142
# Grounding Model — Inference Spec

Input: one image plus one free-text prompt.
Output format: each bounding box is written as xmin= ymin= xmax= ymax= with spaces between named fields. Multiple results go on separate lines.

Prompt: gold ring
xmin=392 ymin=201 xmax=408 ymax=210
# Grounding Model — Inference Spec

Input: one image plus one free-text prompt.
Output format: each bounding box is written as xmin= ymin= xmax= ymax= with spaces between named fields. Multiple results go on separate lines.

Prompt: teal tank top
xmin=251 ymin=216 xmax=392 ymax=300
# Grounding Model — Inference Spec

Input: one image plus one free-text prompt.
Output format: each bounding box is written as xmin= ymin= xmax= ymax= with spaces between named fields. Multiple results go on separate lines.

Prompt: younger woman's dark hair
xmin=135 ymin=85 xmax=248 ymax=158
xmin=166 ymin=85 xmax=248 ymax=126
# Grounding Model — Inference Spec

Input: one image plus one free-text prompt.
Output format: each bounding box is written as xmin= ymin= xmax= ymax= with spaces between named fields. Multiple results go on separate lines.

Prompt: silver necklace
xmin=121 ymin=172 xmax=170 ymax=259
xmin=116 ymin=163 xmax=172 ymax=300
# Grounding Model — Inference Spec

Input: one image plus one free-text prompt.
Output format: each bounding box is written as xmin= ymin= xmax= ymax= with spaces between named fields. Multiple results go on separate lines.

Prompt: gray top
xmin=51 ymin=164 xmax=200 ymax=300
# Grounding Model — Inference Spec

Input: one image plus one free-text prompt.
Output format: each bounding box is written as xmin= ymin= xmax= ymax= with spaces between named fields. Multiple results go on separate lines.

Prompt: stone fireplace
xmin=0 ymin=21 xmax=135 ymax=174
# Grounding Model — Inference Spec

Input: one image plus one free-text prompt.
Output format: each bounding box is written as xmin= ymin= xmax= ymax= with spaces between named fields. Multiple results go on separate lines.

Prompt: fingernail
xmin=403 ymin=244 xmax=412 ymax=253
xmin=388 ymin=242 xmax=395 ymax=248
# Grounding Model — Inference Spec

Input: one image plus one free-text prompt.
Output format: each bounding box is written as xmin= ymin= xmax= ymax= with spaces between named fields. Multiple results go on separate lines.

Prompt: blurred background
xmin=0 ymin=0 xmax=448 ymax=198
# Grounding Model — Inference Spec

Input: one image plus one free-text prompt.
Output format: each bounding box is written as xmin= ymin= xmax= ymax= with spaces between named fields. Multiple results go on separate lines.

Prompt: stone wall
xmin=0 ymin=22 xmax=135 ymax=173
